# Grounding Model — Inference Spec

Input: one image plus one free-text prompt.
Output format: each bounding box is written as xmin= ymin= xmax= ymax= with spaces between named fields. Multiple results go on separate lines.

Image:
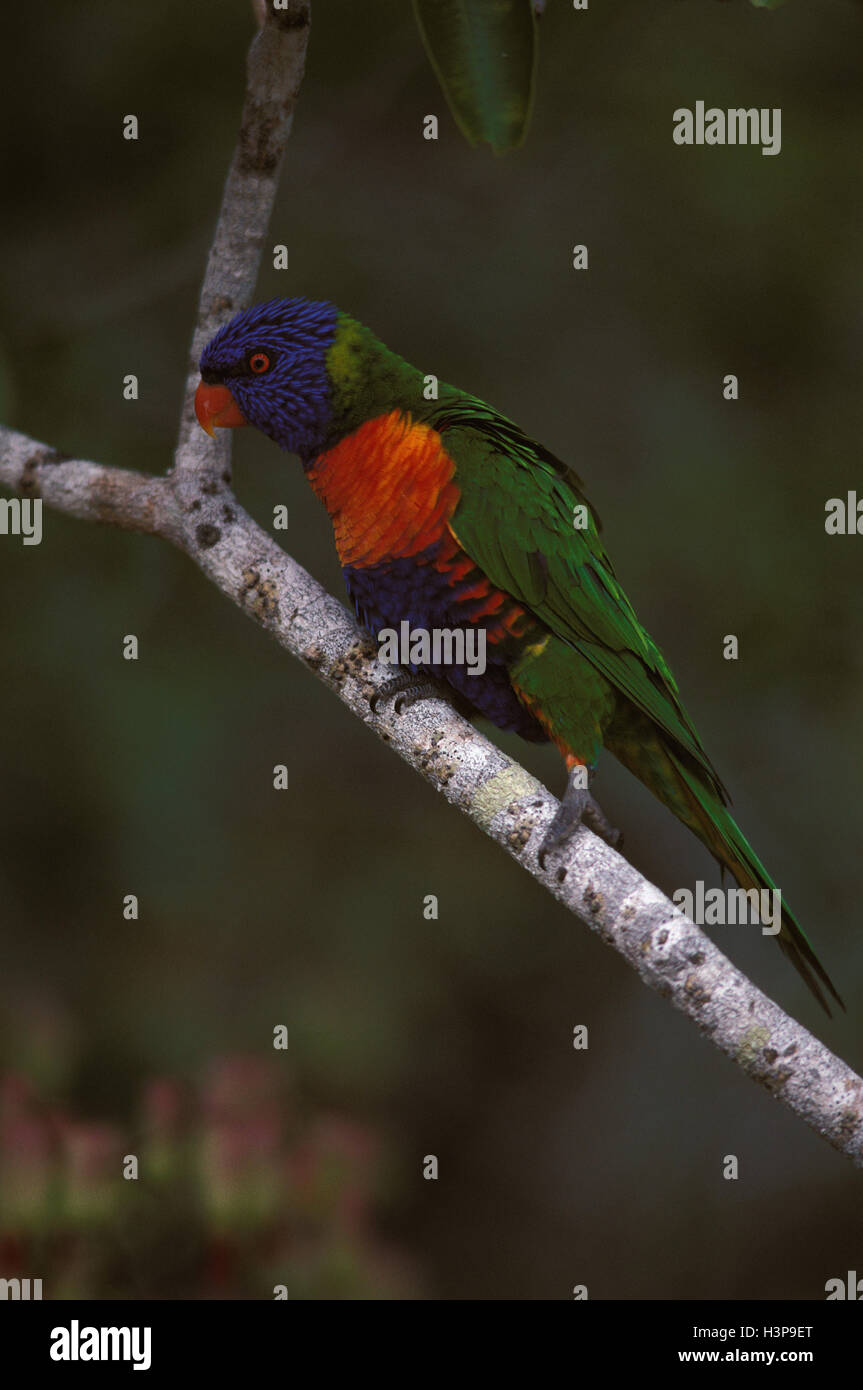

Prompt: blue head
xmin=196 ymin=297 xmax=339 ymax=457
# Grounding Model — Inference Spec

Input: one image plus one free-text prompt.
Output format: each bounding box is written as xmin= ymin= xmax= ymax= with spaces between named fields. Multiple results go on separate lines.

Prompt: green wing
xmin=428 ymin=396 xmax=728 ymax=801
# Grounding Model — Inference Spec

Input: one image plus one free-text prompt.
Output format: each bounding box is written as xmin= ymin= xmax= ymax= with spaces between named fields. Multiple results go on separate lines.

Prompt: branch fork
xmin=1 ymin=0 xmax=860 ymax=1168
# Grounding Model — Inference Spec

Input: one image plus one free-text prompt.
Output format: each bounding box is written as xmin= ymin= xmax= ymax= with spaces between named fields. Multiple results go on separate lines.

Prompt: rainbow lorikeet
xmin=195 ymin=297 xmax=840 ymax=1014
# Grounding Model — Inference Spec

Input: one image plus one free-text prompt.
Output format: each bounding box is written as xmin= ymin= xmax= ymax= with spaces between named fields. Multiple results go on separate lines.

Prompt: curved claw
xmin=370 ymin=672 xmax=444 ymax=714
xmin=538 ymin=772 xmax=622 ymax=868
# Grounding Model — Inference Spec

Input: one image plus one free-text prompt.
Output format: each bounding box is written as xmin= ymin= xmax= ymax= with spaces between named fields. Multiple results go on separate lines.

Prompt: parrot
xmin=194 ymin=296 xmax=841 ymax=1014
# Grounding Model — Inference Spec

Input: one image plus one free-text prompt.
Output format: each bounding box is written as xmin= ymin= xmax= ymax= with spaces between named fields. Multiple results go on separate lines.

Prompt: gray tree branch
xmin=1 ymin=0 xmax=861 ymax=1169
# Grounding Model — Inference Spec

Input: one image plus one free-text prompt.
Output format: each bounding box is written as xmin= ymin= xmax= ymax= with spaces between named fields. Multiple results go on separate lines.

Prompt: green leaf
xmin=749 ymin=0 xmax=788 ymax=9
xmin=413 ymin=0 xmax=538 ymax=153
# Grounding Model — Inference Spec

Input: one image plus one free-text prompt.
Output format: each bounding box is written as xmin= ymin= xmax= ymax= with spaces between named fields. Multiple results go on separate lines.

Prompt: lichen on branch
xmin=1 ymin=0 xmax=861 ymax=1170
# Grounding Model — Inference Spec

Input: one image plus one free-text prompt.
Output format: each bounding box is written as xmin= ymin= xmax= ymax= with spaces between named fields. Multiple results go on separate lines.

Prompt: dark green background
xmin=1 ymin=0 xmax=862 ymax=1298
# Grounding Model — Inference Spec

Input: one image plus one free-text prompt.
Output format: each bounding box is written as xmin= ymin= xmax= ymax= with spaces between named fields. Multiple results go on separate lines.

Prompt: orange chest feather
xmin=306 ymin=411 xmax=461 ymax=569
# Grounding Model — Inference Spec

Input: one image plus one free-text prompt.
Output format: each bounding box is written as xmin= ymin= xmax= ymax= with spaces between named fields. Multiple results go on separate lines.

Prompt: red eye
xmin=248 ymin=351 xmax=271 ymax=374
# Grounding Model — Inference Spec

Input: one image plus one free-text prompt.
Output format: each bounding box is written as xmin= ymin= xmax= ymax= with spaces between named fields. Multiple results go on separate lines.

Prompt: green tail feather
xmin=667 ymin=749 xmax=843 ymax=1016
xmin=607 ymin=718 xmax=842 ymax=1014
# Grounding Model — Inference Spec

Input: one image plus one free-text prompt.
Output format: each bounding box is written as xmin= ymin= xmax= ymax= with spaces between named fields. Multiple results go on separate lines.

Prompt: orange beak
xmin=194 ymin=380 xmax=249 ymax=437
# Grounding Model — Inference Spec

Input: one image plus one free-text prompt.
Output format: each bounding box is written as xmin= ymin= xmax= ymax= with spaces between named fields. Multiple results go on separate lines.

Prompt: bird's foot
xmin=370 ymin=670 xmax=446 ymax=715
xmin=538 ymin=768 xmax=623 ymax=869
xmin=582 ymin=796 xmax=623 ymax=851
